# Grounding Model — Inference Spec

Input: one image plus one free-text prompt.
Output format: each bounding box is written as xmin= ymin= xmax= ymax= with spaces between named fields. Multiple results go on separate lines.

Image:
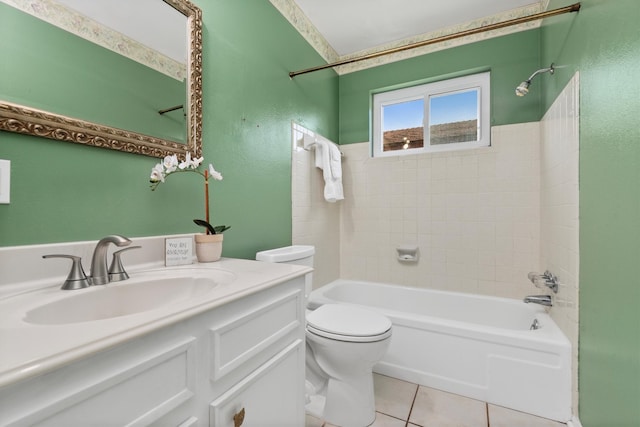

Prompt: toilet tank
xmin=256 ymin=245 xmax=315 ymax=296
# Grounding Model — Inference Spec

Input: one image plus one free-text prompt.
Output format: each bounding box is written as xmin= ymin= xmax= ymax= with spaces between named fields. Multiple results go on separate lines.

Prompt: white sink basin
xmin=24 ymin=269 xmax=235 ymax=325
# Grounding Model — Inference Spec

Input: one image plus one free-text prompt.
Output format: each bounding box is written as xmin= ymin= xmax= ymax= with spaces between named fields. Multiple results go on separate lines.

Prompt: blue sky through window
xmin=382 ymin=99 xmax=423 ymax=131
xmin=383 ymin=89 xmax=478 ymax=130
xmin=430 ymin=90 xmax=478 ymax=125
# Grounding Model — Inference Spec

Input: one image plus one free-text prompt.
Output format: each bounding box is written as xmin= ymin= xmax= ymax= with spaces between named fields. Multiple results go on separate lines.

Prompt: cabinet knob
xmin=233 ymin=407 xmax=245 ymax=427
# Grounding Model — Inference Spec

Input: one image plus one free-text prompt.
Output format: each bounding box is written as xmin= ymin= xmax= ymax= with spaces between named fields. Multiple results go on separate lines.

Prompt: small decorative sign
xmin=165 ymin=237 xmax=193 ymax=266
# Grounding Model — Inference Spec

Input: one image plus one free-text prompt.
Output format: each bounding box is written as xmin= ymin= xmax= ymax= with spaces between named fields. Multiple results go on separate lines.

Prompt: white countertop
xmin=0 ymin=257 xmax=311 ymax=388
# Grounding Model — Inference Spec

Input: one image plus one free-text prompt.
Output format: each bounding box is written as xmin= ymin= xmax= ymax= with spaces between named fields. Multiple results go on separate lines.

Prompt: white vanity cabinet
xmin=0 ymin=276 xmax=306 ymax=427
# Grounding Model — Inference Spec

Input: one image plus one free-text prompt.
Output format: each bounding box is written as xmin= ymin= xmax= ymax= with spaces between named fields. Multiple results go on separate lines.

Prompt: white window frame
xmin=372 ymin=71 xmax=490 ymax=158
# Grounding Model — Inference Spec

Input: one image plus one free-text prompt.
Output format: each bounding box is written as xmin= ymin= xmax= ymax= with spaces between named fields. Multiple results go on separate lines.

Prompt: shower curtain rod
xmin=289 ymin=3 xmax=581 ymax=78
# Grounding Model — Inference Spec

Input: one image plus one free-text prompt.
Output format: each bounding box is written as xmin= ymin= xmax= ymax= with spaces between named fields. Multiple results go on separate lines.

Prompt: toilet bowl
xmin=306 ymin=304 xmax=391 ymax=426
xmin=256 ymin=246 xmax=392 ymax=427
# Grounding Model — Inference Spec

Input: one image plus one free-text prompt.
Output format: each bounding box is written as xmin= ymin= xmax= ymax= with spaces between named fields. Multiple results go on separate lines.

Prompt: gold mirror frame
xmin=0 ymin=0 xmax=202 ymax=159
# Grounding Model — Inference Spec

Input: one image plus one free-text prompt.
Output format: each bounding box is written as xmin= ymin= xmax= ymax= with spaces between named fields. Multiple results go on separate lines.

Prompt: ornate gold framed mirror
xmin=0 ymin=0 xmax=202 ymax=158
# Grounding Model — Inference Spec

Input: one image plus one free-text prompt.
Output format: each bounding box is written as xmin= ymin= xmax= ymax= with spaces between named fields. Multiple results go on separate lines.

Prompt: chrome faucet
xmin=523 ymin=295 xmax=552 ymax=307
xmin=527 ymin=270 xmax=559 ymax=293
xmin=90 ymin=235 xmax=132 ymax=285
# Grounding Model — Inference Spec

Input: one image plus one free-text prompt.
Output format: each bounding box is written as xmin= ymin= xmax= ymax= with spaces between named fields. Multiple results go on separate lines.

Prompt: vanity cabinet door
xmin=0 ymin=275 xmax=307 ymax=427
xmin=150 ymin=414 xmax=200 ymax=427
xmin=209 ymin=340 xmax=304 ymax=427
xmin=208 ymin=287 xmax=303 ymax=383
xmin=2 ymin=338 xmax=197 ymax=427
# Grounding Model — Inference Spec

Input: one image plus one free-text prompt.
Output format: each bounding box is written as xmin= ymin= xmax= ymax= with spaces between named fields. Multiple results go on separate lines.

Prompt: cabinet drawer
xmin=9 ymin=338 xmax=197 ymax=427
xmin=209 ymin=340 xmax=304 ymax=427
xmin=209 ymin=288 xmax=302 ymax=381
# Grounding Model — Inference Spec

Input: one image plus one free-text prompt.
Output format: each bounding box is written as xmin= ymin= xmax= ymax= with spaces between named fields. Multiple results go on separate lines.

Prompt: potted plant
xmin=150 ymin=153 xmax=230 ymax=262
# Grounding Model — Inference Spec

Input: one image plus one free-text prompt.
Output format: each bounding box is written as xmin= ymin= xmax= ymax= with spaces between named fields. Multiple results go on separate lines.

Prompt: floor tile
xmin=322 ymin=412 xmax=406 ymax=427
xmin=409 ymin=386 xmax=487 ymax=427
xmin=306 ymin=374 xmax=567 ymax=427
xmin=488 ymin=405 xmax=566 ymax=427
xmin=305 ymin=414 xmax=324 ymax=427
xmin=374 ymin=373 xmax=418 ymax=420
xmin=370 ymin=412 xmax=407 ymax=427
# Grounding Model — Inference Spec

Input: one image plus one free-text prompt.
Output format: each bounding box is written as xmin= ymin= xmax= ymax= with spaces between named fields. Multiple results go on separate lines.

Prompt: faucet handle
xmin=108 ymin=246 xmax=142 ymax=282
xmin=43 ymin=254 xmax=91 ymax=290
xmin=542 ymin=270 xmax=559 ymax=293
xmin=528 ymin=270 xmax=559 ymax=293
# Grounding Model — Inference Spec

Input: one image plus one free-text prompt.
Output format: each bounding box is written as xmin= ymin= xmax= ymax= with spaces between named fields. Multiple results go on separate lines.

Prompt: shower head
xmin=515 ymin=80 xmax=531 ymax=97
xmin=515 ymin=63 xmax=555 ymax=97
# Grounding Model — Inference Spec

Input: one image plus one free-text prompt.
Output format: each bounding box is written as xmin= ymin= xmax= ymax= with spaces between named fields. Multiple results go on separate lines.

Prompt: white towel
xmin=303 ymin=134 xmax=344 ymax=203
xmin=318 ymin=139 xmax=344 ymax=202
xmin=328 ymin=142 xmax=342 ymax=179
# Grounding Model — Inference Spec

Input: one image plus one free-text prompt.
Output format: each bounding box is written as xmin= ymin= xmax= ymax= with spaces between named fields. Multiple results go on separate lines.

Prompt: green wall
xmin=3 ymin=1 xmax=639 ymax=423
xmin=541 ymin=1 xmax=640 ymax=425
xmin=338 ymin=3 xmax=640 ymax=422
xmin=0 ymin=0 xmax=339 ymax=259
xmin=0 ymin=3 xmax=186 ymax=142
xmin=338 ymin=29 xmax=542 ymax=144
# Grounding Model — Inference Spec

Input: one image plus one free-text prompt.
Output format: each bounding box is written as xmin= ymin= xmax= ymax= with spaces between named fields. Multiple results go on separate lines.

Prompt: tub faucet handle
xmin=542 ymin=270 xmax=559 ymax=293
xmin=43 ymin=254 xmax=91 ymax=290
xmin=527 ymin=271 xmax=559 ymax=293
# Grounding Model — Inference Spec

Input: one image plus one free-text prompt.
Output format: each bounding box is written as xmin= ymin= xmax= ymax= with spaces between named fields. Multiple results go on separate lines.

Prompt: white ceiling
xmin=292 ymin=0 xmax=541 ymax=56
xmin=32 ymin=0 xmax=543 ymax=69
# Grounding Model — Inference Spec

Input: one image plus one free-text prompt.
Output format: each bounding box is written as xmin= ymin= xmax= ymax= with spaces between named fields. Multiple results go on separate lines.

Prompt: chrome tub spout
xmin=523 ymin=295 xmax=552 ymax=307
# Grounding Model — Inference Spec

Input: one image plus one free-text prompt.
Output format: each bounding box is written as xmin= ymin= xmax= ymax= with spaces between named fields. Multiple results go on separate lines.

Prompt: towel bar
xmin=302 ymin=144 xmax=344 ymax=157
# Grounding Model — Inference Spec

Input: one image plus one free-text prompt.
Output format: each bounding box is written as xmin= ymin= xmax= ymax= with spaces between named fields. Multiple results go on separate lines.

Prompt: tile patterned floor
xmin=305 ymin=374 xmax=567 ymax=427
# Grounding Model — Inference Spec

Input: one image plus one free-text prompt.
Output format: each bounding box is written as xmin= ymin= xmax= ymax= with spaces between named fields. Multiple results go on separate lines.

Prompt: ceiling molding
xmin=273 ymin=0 xmax=547 ymax=75
xmin=269 ymin=0 xmax=339 ymax=64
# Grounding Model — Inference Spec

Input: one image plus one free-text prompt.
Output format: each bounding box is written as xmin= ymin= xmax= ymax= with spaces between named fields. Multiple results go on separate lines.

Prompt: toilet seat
xmin=306 ymin=304 xmax=392 ymax=343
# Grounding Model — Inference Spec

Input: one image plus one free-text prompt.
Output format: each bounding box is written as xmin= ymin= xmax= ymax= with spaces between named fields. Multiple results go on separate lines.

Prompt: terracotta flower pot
xmin=194 ymin=233 xmax=223 ymax=262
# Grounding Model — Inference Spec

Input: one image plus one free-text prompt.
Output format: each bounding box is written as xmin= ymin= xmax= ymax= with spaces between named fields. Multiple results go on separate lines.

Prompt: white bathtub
xmin=308 ymin=279 xmax=572 ymax=422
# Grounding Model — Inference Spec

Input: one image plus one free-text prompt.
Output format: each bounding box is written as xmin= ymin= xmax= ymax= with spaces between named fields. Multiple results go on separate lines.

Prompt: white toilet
xmin=256 ymin=245 xmax=392 ymax=427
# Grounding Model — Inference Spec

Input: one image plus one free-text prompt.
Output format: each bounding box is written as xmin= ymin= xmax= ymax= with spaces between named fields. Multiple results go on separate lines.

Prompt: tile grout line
xmin=404 ymin=384 xmax=420 ymax=427
xmin=486 ymin=403 xmax=490 ymax=427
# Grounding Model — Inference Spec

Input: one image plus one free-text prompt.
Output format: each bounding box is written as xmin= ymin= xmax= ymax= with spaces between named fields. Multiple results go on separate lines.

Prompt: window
xmin=372 ymin=72 xmax=490 ymax=157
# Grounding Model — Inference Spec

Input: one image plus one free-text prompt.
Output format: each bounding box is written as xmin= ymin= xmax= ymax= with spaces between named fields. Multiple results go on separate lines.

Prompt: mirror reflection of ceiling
xmin=1 ymin=0 xmax=187 ymax=81
xmin=55 ymin=0 xmax=187 ymax=64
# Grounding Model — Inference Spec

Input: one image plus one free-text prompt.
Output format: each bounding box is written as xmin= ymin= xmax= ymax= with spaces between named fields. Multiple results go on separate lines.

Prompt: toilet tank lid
xmin=256 ymin=245 xmax=315 ymax=262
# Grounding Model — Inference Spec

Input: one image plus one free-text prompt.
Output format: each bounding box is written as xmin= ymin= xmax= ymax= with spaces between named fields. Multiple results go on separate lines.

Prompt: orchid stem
xmin=204 ymin=169 xmax=210 ymax=234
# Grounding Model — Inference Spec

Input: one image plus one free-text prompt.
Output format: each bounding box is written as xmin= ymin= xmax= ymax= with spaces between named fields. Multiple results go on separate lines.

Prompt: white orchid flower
xmin=163 ymin=154 xmax=179 ymax=173
xmin=179 ymin=152 xmax=205 ymax=170
xmin=150 ymin=163 xmax=165 ymax=183
xmin=192 ymin=155 xmax=204 ymax=168
xmin=208 ymin=163 xmax=223 ymax=181
xmin=178 ymin=152 xmax=191 ymax=169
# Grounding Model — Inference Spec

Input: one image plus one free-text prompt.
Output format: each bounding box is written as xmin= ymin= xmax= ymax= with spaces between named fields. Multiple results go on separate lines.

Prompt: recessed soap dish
xmin=397 ymin=245 xmax=419 ymax=262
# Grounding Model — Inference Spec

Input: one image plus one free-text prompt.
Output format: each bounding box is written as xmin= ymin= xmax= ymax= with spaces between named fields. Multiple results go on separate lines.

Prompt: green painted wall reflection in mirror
xmin=0 ymin=2 xmax=186 ymax=143
xmin=0 ymin=0 xmax=339 ymax=256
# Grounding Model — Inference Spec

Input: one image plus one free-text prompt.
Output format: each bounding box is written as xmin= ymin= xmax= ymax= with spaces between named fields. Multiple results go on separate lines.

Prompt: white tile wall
xmin=336 ymin=123 xmax=542 ymax=299
xmin=291 ymin=73 xmax=580 ymax=410
xmin=540 ymin=72 xmax=580 ymax=413
xmin=291 ymin=123 xmax=341 ymax=289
